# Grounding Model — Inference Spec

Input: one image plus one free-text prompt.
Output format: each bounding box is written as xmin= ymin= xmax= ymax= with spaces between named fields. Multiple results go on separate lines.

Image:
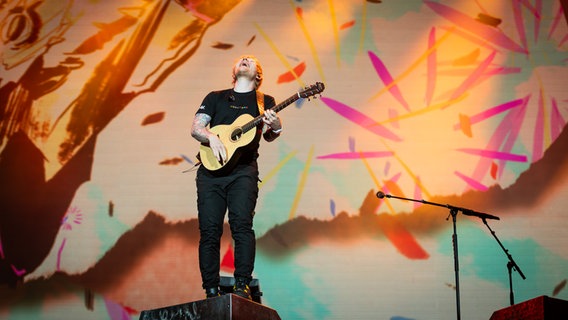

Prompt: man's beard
xmin=235 ymin=68 xmax=255 ymax=81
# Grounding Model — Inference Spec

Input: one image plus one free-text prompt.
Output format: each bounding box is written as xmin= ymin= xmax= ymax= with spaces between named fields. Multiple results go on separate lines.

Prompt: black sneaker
xmin=205 ymin=287 xmax=220 ymax=299
xmin=233 ymin=279 xmax=252 ymax=300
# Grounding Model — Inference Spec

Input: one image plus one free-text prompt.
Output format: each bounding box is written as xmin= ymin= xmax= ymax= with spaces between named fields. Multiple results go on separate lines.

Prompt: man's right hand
xmin=207 ymin=134 xmax=227 ymax=164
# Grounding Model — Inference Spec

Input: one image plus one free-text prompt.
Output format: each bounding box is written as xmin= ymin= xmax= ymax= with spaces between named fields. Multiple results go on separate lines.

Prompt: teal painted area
xmin=256 ymin=140 xmax=376 ymax=238
xmin=255 ymin=144 xmax=305 ymax=236
xmin=436 ymin=221 xmax=568 ymax=302
xmin=340 ymin=1 xmax=424 ymax=64
xmin=87 ymin=184 xmax=132 ymax=261
xmin=256 ymin=142 xmax=328 ymax=236
xmin=5 ymin=304 xmax=44 ymax=320
xmin=254 ymin=251 xmax=332 ymax=320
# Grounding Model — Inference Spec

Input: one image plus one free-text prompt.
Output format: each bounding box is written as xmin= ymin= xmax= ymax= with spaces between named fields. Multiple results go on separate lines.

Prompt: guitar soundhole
xmin=231 ymin=128 xmax=243 ymax=142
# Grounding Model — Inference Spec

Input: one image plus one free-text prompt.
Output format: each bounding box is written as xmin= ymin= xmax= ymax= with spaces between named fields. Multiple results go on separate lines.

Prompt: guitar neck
xmin=240 ymin=92 xmax=301 ymax=133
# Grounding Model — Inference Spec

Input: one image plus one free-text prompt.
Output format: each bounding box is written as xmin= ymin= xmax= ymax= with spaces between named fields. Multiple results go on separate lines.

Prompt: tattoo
xmin=191 ymin=113 xmax=212 ymax=143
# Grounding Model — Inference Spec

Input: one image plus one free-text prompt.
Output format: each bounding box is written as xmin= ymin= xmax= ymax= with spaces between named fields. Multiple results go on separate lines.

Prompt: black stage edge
xmin=490 ymin=295 xmax=568 ymax=320
xmin=139 ymin=293 xmax=281 ymax=320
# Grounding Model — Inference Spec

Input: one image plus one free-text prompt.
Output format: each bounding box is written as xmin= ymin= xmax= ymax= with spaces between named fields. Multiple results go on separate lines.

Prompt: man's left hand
xmin=262 ymin=109 xmax=281 ymax=131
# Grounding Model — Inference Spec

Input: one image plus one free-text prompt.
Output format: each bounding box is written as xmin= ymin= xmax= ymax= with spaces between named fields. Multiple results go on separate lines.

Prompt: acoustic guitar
xmin=199 ymin=82 xmax=325 ymax=172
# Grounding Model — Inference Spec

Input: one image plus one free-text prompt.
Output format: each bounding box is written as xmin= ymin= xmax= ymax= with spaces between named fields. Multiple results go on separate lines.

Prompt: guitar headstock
xmin=298 ymin=82 xmax=325 ymax=99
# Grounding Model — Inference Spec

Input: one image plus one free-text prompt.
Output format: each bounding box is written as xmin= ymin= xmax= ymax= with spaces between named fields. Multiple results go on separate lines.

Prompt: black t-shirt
xmin=196 ymin=88 xmax=276 ymax=165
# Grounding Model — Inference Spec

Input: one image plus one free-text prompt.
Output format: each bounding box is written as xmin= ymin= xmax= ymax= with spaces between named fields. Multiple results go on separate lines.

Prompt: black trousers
xmin=196 ymin=163 xmax=259 ymax=289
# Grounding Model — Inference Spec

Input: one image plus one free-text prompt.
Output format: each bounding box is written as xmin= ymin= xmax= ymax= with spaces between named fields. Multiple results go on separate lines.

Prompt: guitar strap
xmin=256 ymin=90 xmax=264 ymax=115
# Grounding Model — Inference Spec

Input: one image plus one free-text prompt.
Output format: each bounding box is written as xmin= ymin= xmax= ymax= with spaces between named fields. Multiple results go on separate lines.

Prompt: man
xmin=190 ymin=55 xmax=282 ymax=300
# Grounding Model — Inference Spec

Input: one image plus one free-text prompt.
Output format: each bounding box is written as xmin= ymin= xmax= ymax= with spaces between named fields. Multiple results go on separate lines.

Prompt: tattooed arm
xmin=191 ymin=113 xmax=213 ymax=143
xmin=191 ymin=113 xmax=227 ymax=162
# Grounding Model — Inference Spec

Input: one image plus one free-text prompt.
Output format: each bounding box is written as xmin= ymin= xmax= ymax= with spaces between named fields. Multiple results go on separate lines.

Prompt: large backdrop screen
xmin=1 ymin=0 xmax=567 ymax=319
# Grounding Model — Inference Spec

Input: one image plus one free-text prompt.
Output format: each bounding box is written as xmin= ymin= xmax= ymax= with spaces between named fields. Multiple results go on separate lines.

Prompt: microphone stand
xmin=481 ymin=218 xmax=526 ymax=306
xmin=378 ymin=192 xmax=500 ymax=320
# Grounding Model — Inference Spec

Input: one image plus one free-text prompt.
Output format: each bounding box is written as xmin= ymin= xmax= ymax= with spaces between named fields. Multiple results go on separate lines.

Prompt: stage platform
xmin=490 ymin=295 xmax=568 ymax=320
xmin=139 ymin=293 xmax=281 ymax=320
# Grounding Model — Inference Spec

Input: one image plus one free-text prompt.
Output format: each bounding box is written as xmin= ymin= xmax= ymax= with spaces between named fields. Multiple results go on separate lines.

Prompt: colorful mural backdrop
xmin=1 ymin=0 xmax=567 ymax=319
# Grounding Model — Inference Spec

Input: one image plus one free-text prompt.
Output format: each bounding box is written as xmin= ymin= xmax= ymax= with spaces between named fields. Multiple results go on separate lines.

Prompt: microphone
xmin=376 ymin=191 xmax=500 ymax=220
xmin=376 ymin=191 xmax=387 ymax=199
xmin=228 ymin=94 xmax=235 ymax=102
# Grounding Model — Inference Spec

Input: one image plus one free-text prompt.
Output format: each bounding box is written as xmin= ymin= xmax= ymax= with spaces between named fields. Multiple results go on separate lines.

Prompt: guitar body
xmin=199 ymin=114 xmax=257 ymax=172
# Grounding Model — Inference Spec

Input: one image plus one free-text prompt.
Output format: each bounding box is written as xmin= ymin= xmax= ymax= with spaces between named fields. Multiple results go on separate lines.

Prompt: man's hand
xmin=262 ymin=109 xmax=281 ymax=131
xmin=191 ymin=113 xmax=227 ymax=163
xmin=207 ymin=134 xmax=227 ymax=163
